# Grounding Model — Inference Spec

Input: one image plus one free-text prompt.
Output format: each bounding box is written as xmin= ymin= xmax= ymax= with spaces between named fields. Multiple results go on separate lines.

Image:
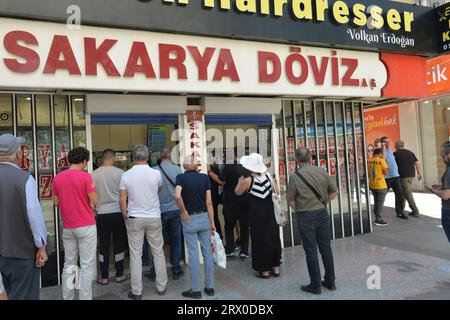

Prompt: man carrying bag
xmin=287 ymin=147 xmax=338 ymax=295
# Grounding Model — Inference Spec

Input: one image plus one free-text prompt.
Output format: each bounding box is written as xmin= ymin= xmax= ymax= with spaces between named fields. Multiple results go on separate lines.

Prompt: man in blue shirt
xmin=151 ymin=147 xmax=184 ymax=280
xmin=381 ymin=136 xmax=408 ymax=219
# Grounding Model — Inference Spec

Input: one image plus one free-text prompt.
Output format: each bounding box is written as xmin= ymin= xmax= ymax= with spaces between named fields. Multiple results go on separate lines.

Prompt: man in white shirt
xmin=119 ymin=145 xmax=167 ymax=300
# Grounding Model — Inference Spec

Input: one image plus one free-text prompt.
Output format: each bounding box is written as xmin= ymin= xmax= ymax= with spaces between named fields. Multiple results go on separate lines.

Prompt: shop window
xmin=0 ymin=94 xmax=13 ymax=136
xmin=16 ymin=94 xmax=34 ymax=175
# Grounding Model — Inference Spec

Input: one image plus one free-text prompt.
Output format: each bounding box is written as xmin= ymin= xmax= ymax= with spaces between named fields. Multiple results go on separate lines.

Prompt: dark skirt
xmin=248 ymin=194 xmax=282 ymax=272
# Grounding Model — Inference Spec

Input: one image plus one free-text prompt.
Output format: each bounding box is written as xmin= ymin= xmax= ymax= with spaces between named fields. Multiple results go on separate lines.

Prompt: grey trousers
xmin=400 ymin=178 xmax=420 ymax=215
xmin=126 ymin=217 xmax=168 ymax=295
xmin=0 ymin=256 xmax=40 ymax=300
xmin=61 ymin=225 xmax=97 ymax=300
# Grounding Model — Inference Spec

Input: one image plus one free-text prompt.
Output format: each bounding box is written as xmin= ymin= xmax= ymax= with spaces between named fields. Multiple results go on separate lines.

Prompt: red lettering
xmin=258 ymin=51 xmax=281 ymax=83
xmin=189 ymin=122 xmax=200 ymax=130
xmin=20 ymin=144 xmax=31 ymax=170
xmin=39 ymin=175 xmax=53 ymax=200
xmin=213 ymin=49 xmax=240 ymax=81
xmin=285 ymin=54 xmax=308 ymax=85
xmin=188 ymin=46 xmax=215 ymax=81
xmin=159 ymin=44 xmax=187 ymax=79
xmin=124 ymin=41 xmax=156 ymax=78
xmin=38 ymin=144 xmax=51 ymax=169
xmin=84 ymin=38 xmax=120 ymax=76
xmin=341 ymin=58 xmax=359 ymax=86
xmin=3 ymin=31 xmax=40 ymax=73
xmin=43 ymin=35 xmax=81 ymax=75
xmin=190 ymin=141 xmax=201 ymax=148
xmin=308 ymin=56 xmax=329 ymax=85
xmin=331 ymin=51 xmax=339 ymax=86
xmin=190 ymin=132 xmax=201 ymax=139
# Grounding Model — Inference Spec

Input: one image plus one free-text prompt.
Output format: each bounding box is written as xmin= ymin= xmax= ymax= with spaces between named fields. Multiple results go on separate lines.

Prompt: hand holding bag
xmin=266 ymin=174 xmax=288 ymax=227
xmin=210 ymin=231 xmax=226 ymax=269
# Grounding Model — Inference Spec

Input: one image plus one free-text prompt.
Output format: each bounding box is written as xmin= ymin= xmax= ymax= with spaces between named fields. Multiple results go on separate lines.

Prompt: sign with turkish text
xmin=363 ymin=105 xmax=400 ymax=151
xmin=0 ymin=18 xmax=393 ymax=97
xmin=436 ymin=3 xmax=450 ymax=53
xmin=427 ymin=53 xmax=450 ymax=96
xmin=0 ymin=0 xmax=438 ymax=54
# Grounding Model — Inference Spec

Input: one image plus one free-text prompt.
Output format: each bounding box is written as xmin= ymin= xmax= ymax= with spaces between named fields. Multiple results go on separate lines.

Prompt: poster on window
xmin=363 ymin=105 xmax=400 ymax=151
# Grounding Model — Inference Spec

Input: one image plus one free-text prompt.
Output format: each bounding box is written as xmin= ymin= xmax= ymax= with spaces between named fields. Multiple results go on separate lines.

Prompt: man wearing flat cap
xmin=0 ymin=134 xmax=48 ymax=300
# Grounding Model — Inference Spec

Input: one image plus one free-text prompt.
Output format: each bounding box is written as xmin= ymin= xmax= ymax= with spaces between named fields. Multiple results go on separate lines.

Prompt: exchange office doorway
xmin=90 ymin=113 xmax=180 ymax=271
xmin=204 ymin=114 xmax=274 ymax=253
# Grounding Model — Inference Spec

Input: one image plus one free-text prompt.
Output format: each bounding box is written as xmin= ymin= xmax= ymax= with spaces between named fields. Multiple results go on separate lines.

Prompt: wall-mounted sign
xmin=427 ymin=53 xmax=450 ymax=96
xmin=436 ymin=3 xmax=450 ymax=53
xmin=0 ymin=17 xmax=416 ymax=98
xmin=0 ymin=0 xmax=438 ymax=54
xmin=363 ymin=105 xmax=400 ymax=151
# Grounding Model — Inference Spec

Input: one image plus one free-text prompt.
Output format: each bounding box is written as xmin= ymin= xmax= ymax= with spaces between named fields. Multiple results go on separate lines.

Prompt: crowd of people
xmin=367 ymin=136 xmax=423 ymax=226
xmin=2 ymin=130 xmax=449 ymax=300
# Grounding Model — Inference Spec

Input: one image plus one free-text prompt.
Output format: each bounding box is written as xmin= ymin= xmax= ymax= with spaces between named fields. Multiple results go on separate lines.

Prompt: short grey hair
xmin=441 ymin=141 xmax=450 ymax=154
xmin=295 ymin=147 xmax=311 ymax=163
xmin=133 ymin=144 xmax=149 ymax=162
xmin=160 ymin=147 xmax=171 ymax=160
xmin=395 ymin=140 xmax=404 ymax=149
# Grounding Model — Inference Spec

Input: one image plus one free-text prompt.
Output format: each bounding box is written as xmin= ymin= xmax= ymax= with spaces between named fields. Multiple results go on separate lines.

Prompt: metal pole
xmin=351 ymin=103 xmax=364 ymax=234
xmin=12 ymin=94 xmax=17 ymax=136
xmin=282 ymin=103 xmax=294 ymax=247
xmin=323 ymin=102 xmax=335 ymax=240
xmin=359 ymin=103 xmax=373 ymax=232
xmin=342 ymin=103 xmax=355 ymax=237
xmin=333 ymin=102 xmax=345 ymax=238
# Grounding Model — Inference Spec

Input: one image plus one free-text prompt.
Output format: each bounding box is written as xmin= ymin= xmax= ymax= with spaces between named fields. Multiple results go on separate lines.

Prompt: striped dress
xmin=247 ymin=174 xmax=282 ymax=272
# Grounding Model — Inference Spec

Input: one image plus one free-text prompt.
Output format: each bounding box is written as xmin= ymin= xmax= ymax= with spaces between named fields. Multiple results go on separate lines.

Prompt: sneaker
xmin=204 ymin=287 xmax=215 ymax=296
xmin=301 ymin=284 xmax=321 ymax=295
xmin=239 ymin=253 xmax=249 ymax=260
xmin=181 ymin=289 xmax=202 ymax=299
xmin=409 ymin=213 xmax=420 ymax=218
xmin=128 ymin=291 xmax=142 ymax=300
xmin=226 ymin=253 xmax=235 ymax=259
xmin=374 ymin=219 xmax=388 ymax=226
xmin=321 ymin=281 xmax=336 ymax=291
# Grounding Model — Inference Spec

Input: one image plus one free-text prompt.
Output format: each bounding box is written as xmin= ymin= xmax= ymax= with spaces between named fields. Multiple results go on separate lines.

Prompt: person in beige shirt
xmin=287 ymin=147 xmax=338 ymax=295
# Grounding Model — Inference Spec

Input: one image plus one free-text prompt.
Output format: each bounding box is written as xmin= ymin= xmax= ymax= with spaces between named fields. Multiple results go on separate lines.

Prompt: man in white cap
xmin=0 ymin=134 xmax=48 ymax=300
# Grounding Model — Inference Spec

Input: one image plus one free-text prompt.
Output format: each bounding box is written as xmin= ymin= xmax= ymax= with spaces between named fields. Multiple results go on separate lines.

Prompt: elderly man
xmin=394 ymin=140 xmax=422 ymax=218
xmin=425 ymin=141 xmax=450 ymax=244
xmin=120 ymin=144 xmax=168 ymax=300
xmin=0 ymin=134 xmax=48 ymax=300
xmin=287 ymin=147 xmax=338 ymax=295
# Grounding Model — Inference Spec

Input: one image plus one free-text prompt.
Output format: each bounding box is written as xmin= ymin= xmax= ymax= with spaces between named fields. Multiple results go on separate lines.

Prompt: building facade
xmin=0 ymin=0 xmax=438 ymax=286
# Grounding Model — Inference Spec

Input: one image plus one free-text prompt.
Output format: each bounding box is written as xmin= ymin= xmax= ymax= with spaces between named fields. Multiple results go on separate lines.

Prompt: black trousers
xmin=212 ymin=200 xmax=223 ymax=239
xmin=0 ymin=256 xmax=40 ymax=300
xmin=296 ymin=209 xmax=335 ymax=289
xmin=224 ymin=203 xmax=250 ymax=255
xmin=385 ymin=177 xmax=404 ymax=215
xmin=97 ymin=213 xmax=127 ymax=278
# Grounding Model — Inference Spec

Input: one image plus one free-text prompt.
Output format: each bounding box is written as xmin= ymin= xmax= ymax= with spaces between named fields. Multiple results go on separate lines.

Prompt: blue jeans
xmin=442 ymin=208 xmax=450 ymax=244
xmin=296 ymin=209 xmax=335 ymax=289
xmin=148 ymin=210 xmax=183 ymax=274
xmin=182 ymin=212 xmax=214 ymax=292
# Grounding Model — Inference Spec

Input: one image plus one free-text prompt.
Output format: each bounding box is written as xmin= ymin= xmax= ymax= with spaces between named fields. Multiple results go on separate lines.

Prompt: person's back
xmin=120 ymin=165 xmax=162 ymax=218
xmin=93 ymin=165 xmax=124 ymax=214
xmin=394 ymin=148 xmax=417 ymax=179
xmin=220 ymin=162 xmax=248 ymax=205
xmin=53 ymin=169 xmax=96 ymax=229
xmin=155 ymin=159 xmax=181 ymax=213
xmin=368 ymin=156 xmax=388 ymax=190
xmin=288 ymin=163 xmax=337 ymax=213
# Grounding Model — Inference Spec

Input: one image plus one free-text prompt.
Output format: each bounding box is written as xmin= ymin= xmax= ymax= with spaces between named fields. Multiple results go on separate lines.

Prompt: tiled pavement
xmin=41 ymin=193 xmax=450 ymax=300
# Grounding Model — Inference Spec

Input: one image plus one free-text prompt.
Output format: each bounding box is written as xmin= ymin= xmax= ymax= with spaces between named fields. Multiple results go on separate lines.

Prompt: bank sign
xmin=0 ymin=18 xmax=394 ymax=97
xmin=0 ymin=0 xmax=439 ymax=55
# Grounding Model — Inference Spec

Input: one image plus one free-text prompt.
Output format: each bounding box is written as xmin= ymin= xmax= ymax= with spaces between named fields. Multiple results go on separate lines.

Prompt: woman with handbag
xmin=235 ymin=153 xmax=282 ymax=279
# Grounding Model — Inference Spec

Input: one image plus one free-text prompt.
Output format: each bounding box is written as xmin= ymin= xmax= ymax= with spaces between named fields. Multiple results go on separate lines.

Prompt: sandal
xmin=271 ymin=268 xmax=280 ymax=277
xmin=115 ymin=275 xmax=129 ymax=283
xmin=255 ymin=272 xmax=270 ymax=279
xmin=96 ymin=278 xmax=109 ymax=285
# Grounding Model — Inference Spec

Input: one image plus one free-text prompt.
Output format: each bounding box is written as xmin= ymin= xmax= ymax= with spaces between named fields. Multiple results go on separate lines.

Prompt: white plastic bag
xmin=211 ymin=231 xmax=226 ymax=269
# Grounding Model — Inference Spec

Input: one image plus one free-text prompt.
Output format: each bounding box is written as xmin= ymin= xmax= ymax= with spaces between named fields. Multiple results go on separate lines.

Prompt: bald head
xmin=295 ymin=147 xmax=311 ymax=164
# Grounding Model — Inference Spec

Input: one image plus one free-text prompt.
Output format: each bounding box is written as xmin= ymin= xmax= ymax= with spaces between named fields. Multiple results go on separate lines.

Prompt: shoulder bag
xmin=294 ymin=171 xmax=327 ymax=207
xmin=266 ymin=173 xmax=288 ymax=227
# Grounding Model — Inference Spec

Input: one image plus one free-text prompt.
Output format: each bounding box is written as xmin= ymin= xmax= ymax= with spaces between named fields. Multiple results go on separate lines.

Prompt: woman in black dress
xmin=235 ymin=153 xmax=282 ymax=279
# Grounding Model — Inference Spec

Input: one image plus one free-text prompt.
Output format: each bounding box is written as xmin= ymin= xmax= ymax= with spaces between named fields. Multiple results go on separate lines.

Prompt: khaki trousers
xmin=400 ymin=178 xmax=420 ymax=215
xmin=126 ymin=217 xmax=167 ymax=295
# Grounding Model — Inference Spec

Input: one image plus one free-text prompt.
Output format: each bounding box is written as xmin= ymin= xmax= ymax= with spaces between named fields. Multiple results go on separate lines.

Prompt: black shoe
xmin=374 ymin=219 xmax=388 ymax=226
xmin=128 ymin=291 xmax=142 ymax=300
xmin=181 ymin=289 xmax=202 ymax=299
xmin=301 ymin=284 xmax=321 ymax=295
xmin=226 ymin=253 xmax=235 ymax=259
xmin=409 ymin=213 xmax=420 ymax=218
xmin=157 ymin=289 xmax=166 ymax=296
xmin=397 ymin=213 xmax=409 ymax=220
xmin=322 ymin=281 xmax=336 ymax=291
xmin=204 ymin=287 xmax=215 ymax=296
